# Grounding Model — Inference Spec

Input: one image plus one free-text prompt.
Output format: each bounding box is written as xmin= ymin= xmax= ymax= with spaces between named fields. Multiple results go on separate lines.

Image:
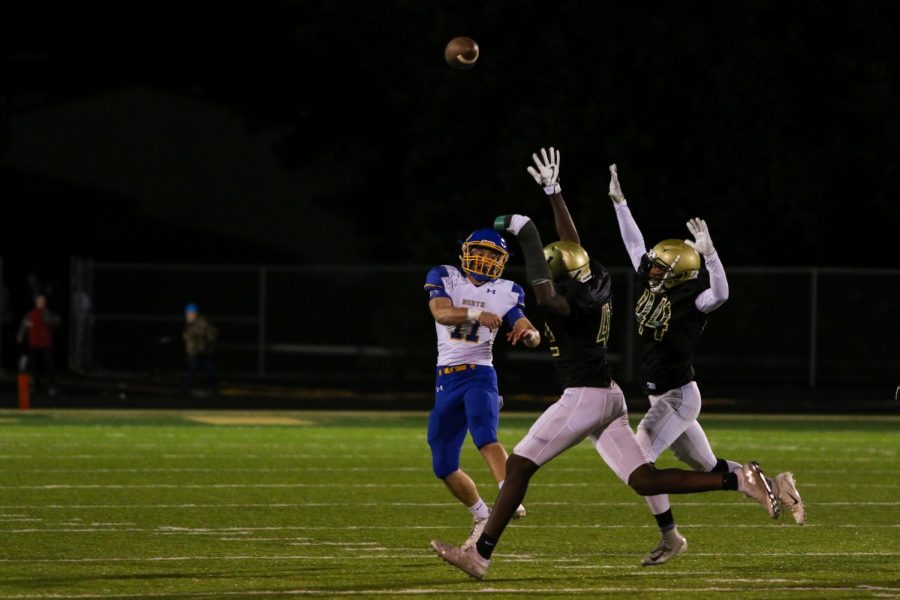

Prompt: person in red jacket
xmin=17 ymin=294 xmax=61 ymax=395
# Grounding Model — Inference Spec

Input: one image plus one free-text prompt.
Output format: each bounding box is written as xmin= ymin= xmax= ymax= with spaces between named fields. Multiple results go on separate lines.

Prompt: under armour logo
xmin=436 ymin=385 xmax=444 ymax=392
xmin=485 ymin=289 xmax=496 ymax=294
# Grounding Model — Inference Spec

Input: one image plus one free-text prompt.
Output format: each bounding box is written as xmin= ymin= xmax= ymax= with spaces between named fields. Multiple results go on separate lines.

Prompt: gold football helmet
xmin=640 ymin=239 xmax=700 ymax=293
xmin=543 ymin=240 xmax=592 ymax=283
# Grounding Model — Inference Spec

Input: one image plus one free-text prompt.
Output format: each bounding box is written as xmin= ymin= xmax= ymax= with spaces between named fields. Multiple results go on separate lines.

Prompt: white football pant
xmin=637 ymin=381 xmax=722 ymax=516
xmin=514 ymin=383 xmax=649 ymax=484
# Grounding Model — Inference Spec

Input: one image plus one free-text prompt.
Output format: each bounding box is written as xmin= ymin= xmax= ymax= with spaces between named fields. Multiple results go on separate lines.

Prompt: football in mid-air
xmin=444 ymin=36 xmax=479 ymax=69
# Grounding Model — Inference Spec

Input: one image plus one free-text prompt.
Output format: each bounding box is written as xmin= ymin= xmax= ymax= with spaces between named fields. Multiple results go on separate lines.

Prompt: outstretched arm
xmin=494 ymin=215 xmax=571 ymax=316
xmin=685 ymin=218 xmax=729 ymax=313
xmin=527 ymin=147 xmax=579 ymax=244
xmin=608 ymin=164 xmax=646 ymax=271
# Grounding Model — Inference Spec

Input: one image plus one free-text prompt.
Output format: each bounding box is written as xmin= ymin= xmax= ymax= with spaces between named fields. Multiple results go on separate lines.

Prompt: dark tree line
xmin=3 ymin=0 xmax=897 ymax=266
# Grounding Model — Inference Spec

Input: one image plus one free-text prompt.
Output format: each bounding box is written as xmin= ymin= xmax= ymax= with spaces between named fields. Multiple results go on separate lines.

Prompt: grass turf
xmin=0 ymin=409 xmax=897 ymax=599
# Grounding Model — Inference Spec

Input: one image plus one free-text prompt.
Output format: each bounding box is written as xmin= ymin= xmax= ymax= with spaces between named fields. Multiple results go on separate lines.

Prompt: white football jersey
xmin=424 ymin=265 xmax=527 ymax=367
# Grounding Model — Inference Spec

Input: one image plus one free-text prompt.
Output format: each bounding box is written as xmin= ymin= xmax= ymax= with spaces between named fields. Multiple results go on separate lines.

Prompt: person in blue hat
xmin=183 ymin=302 xmax=218 ymax=396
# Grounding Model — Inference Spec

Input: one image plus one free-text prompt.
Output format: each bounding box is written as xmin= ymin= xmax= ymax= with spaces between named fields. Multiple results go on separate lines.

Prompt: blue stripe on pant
xmin=428 ymin=365 xmax=500 ymax=479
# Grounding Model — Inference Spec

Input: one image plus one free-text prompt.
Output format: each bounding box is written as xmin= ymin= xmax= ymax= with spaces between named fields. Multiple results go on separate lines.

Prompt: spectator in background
xmin=183 ymin=303 xmax=219 ymax=396
xmin=17 ymin=294 xmax=61 ymax=396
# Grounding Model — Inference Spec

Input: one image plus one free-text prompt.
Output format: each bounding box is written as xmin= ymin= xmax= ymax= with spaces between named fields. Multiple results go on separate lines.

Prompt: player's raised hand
xmin=685 ymin=218 xmax=716 ymax=256
xmin=527 ymin=147 xmax=561 ymax=195
xmin=479 ymin=311 xmax=502 ymax=330
xmin=608 ymin=164 xmax=626 ymax=204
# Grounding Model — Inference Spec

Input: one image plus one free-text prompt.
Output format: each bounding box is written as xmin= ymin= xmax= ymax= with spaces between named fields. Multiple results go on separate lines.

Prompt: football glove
xmin=608 ymin=164 xmax=626 ymax=204
xmin=685 ymin=218 xmax=715 ymax=256
xmin=527 ymin=147 xmax=561 ymax=195
xmin=493 ymin=214 xmax=531 ymax=236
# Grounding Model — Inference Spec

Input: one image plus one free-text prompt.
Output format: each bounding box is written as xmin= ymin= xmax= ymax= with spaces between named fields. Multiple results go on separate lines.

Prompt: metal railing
xmin=67 ymin=259 xmax=900 ymax=391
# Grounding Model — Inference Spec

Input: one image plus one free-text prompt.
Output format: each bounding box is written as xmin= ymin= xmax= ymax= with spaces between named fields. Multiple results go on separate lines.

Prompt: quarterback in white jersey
xmin=430 ymin=265 xmax=530 ymax=366
xmin=425 ymin=228 xmax=540 ymax=550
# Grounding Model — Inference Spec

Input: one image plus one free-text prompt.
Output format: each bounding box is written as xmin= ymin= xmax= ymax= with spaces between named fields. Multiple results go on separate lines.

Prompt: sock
xmin=723 ymin=472 xmax=738 ymax=491
xmin=710 ymin=457 xmax=743 ymax=474
xmin=475 ymin=532 xmax=498 ymax=559
xmin=709 ymin=458 xmax=730 ymax=473
xmin=653 ymin=508 xmax=676 ymax=532
xmin=468 ymin=498 xmax=490 ymax=520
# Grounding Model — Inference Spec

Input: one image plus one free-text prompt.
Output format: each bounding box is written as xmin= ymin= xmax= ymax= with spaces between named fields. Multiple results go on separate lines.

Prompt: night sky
xmin=3 ymin=0 xmax=898 ymax=278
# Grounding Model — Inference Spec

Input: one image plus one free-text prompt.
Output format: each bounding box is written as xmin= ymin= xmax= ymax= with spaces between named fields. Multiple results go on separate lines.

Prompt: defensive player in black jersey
xmin=607 ymin=164 xmax=806 ymax=565
xmin=431 ymin=148 xmax=784 ymax=580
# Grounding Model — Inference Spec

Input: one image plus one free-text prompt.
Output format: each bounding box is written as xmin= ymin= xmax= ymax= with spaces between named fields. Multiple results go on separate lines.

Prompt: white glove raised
xmin=526 ymin=147 xmax=561 ymax=195
xmin=685 ymin=218 xmax=716 ymax=257
xmin=608 ymin=164 xmax=626 ymax=204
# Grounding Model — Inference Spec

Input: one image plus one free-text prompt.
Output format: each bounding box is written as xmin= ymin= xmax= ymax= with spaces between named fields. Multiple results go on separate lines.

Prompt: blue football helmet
xmin=460 ymin=228 xmax=510 ymax=282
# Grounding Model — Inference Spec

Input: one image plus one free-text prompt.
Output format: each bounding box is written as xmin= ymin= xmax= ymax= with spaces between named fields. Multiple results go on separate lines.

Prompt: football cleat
xmin=431 ymin=539 xmax=491 ymax=580
xmin=641 ymin=528 xmax=687 ymax=566
xmin=513 ymin=504 xmax=527 ymax=520
xmin=461 ymin=515 xmax=489 ymax=550
xmin=738 ymin=461 xmax=780 ymax=519
xmin=774 ymin=472 xmax=806 ymax=525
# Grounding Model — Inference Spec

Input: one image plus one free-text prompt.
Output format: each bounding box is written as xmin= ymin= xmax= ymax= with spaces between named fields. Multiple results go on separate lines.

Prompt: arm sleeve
xmin=694 ymin=251 xmax=729 ymax=313
xmin=503 ymin=284 xmax=527 ymax=328
xmin=613 ymin=202 xmax=647 ymax=272
xmin=424 ymin=266 xmax=450 ymax=300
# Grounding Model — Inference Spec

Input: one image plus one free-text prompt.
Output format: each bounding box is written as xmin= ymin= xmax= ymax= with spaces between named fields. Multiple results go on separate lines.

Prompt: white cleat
xmin=460 ymin=515 xmax=489 ymax=550
xmin=513 ymin=504 xmax=527 ymax=519
xmin=641 ymin=528 xmax=687 ymax=566
xmin=738 ymin=461 xmax=780 ymax=519
xmin=431 ymin=539 xmax=491 ymax=580
xmin=774 ymin=472 xmax=806 ymax=525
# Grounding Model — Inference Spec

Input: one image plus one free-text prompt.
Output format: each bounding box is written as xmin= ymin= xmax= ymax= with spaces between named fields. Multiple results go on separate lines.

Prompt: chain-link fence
xmin=68 ymin=259 xmax=900 ymax=395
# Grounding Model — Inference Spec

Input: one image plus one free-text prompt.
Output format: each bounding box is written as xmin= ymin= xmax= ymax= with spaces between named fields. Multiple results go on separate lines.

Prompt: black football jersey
xmin=543 ymin=260 xmax=613 ymax=389
xmin=635 ymin=271 xmax=711 ymax=395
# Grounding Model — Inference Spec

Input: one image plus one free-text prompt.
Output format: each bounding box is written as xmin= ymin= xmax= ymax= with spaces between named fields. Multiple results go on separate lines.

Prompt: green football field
xmin=0 ymin=409 xmax=897 ymax=599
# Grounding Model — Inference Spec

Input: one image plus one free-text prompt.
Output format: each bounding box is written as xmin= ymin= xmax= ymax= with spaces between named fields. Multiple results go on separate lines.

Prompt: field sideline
xmin=0 ymin=409 xmax=897 ymax=599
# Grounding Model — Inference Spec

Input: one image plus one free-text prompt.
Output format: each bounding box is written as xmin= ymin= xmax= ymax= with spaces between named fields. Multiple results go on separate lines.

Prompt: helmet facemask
xmin=639 ymin=240 xmax=701 ymax=293
xmin=460 ymin=240 xmax=509 ymax=282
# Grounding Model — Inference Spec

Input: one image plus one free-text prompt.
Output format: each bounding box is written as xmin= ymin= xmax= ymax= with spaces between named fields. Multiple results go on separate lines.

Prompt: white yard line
xmin=0 ymin=585 xmax=900 ymax=600
xmin=2 ymin=482 xmax=896 ymax=489
xmin=5 ymin=467 xmax=897 ymax=474
xmin=0 ymin=551 xmax=896 ymax=564
xmin=0 ymin=585 xmax=897 ymax=599
xmin=1 ymin=501 xmax=899 ymax=509
xmin=3 ymin=501 xmax=900 ymax=509
xmin=1 ymin=523 xmax=897 ymax=534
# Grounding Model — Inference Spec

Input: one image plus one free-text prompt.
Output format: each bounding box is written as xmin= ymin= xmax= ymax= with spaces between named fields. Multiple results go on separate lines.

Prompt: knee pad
xmin=469 ymin=415 xmax=498 ymax=449
xmin=430 ymin=442 xmax=461 ymax=479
